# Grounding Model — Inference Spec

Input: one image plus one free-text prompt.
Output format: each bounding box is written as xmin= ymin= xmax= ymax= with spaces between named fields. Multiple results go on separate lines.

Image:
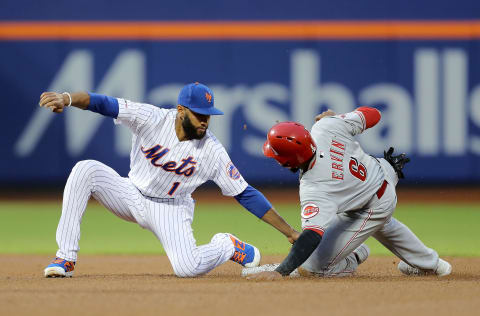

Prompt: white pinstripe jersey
xmin=299 ymin=111 xmax=385 ymax=232
xmin=114 ymin=99 xmax=248 ymax=199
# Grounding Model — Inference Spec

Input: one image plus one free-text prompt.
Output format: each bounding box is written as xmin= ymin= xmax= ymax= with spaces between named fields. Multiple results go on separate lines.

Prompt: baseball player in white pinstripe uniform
xmin=39 ymin=82 xmax=299 ymax=278
xmin=244 ymin=108 xmax=452 ymax=280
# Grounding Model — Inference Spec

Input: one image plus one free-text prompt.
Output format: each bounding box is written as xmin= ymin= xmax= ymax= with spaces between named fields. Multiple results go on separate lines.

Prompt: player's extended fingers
xmin=39 ymin=95 xmax=54 ymax=107
xmin=52 ymin=107 xmax=64 ymax=113
xmin=39 ymin=92 xmax=54 ymax=104
xmin=42 ymin=98 xmax=64 ymax=110
xmin=39 ymin=92 xmax=61 ymax=107
xmin=40 ymin=91 xmax=56 ymax=99
xmin=39 ymin=92 xmax=50 ymax=101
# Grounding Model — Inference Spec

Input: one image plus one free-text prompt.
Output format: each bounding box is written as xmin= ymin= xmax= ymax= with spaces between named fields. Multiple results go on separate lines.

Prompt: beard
xmin=182 ymin=114 xmax=206 ymax=140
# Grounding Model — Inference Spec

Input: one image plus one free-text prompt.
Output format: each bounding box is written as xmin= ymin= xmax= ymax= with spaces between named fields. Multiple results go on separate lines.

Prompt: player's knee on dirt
xmin=171 ymin=234 xmax=233 ymax=277
xmin=171 ymin=258 xmax=203 ymax=278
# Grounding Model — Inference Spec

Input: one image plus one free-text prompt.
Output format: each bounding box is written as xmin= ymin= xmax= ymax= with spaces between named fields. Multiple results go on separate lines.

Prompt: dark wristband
xmin=275 ymin=229 xmax=322 ymax=276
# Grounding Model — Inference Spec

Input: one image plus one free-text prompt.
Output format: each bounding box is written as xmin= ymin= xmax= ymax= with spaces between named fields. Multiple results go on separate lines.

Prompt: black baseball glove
xmin=384 ymin=147 xmax=410 ymax=179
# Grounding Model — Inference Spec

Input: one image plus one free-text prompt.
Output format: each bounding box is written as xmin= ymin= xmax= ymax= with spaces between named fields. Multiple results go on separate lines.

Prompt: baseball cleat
xmin=352 ymin=244 xmax=370 ymax=265
xmin=44 ymin=257 xmax=75 ymax=278
xmin=228 ymin=234 xmax=261 ymax=268
xmin=398 ymin=258 xmax=452 ymax=277
xmin=242 ymin=263 xmax=279 ymax=277
xmin=242 ymin=264 xmax=300 ymax=278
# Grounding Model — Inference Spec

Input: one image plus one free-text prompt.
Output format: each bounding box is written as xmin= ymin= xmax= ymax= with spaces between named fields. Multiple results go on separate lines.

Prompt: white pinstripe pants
xmin=55 ymin=160 xmax=235 ymax=277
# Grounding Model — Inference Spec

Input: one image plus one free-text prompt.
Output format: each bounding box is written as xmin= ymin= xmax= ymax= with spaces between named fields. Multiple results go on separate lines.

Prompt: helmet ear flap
xmin=263 ymin=140 xmax=290 ymax=166
xmin=263 ymin=140 xmax=276 ymax=158
xmin=263 ymin=121 xmax=316 ymax=169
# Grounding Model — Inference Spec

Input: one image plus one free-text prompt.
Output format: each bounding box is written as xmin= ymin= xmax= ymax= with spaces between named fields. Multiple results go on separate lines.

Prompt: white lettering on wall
xmin=443 ymin=49 xmax=467 ymax=155
xmin=415 ymin=49 xmax=440 ymax=155
xmin=14 ymin=47 xmax=480 ymax=159
xmin=15 ymin=50 xmax=93 ymax=157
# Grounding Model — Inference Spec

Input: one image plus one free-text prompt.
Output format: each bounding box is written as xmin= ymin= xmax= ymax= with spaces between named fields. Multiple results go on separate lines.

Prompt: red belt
xmin=376 ymin=180 xmax=388 ymax=199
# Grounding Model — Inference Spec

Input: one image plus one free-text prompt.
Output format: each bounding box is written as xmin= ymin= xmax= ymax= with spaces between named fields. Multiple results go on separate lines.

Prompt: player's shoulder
xmin=153 ymin=106 xmax=176 ymax=118
xmin=204 ymin=130 xmax=223 ymax=146
xmin=143 ymin=106 xmax=176 ymax=125
xmin=200 ymin=130 xmax=227 ymax=152
xmin=313 ymin=114 xmax=346 ymax=128
xmin=312 ymin=115 xmax=352 ymax=137
xmin=164 ymin=108 xmax=177 ymax=119
xmin=311 ymin=117 xmax=338 ymax=135
xmin=121 ymin=98 xmax=176 ymax=118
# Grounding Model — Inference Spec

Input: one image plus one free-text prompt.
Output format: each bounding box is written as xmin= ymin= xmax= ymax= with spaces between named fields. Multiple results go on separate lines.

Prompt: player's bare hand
xmin=39 ymin=92 xmax=67 ymax=113
xmin=287 ymin=230 xmax=300 ymax=244
xmin=246 ymin=271 xmax=283 ymax=281
xmin=315 ymin=109 xmax=336 ymax=122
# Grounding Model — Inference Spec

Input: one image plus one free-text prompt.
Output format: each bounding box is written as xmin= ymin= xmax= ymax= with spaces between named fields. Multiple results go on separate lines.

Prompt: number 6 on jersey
xmin=349 ymin=157 xmax=367 ymax=181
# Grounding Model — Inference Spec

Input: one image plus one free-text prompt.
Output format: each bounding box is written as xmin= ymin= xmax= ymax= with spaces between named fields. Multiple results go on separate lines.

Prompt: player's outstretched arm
xmin=260 ymin=209 xmax=300 ymax=244
xmin=314 ymin=107 xmax=381 ymax=135
xmin=320 ymin=106 xmax=381 ymax=136
xmin=39 ymin=91 xmax=90 ymax=113
xmin=234 ymin=186 xmax=299 ymax=244
xmin=39 ymin=91 xmax=119 ymax=118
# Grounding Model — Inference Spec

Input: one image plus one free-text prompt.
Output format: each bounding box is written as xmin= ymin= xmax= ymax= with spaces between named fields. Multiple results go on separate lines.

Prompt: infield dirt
xmin=1 ymin=255 xmax=479 ymax=316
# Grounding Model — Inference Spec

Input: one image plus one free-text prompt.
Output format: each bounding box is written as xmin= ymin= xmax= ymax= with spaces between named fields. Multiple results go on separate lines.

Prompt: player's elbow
xmin=356 ymin=106 xmax=381 ymax=129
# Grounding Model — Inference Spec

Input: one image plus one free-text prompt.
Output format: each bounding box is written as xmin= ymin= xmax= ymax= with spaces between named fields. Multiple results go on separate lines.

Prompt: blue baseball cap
xmin=177 ymin=82 xmax=224 ymax=115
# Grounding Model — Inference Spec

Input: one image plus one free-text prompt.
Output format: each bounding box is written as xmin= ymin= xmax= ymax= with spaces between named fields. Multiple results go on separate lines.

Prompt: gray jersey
xmin=291 ymin=110 xmax=439 ymax=277
xmin=299 ymin=110 xmax=385 ymax=233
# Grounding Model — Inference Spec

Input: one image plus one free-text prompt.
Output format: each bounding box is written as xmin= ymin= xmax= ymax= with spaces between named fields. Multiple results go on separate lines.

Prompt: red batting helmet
xmin=263 ymin=122 xmax=317 ymax=168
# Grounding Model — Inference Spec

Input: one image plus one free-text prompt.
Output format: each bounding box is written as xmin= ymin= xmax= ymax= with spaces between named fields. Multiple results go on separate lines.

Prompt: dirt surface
xmin=1 ymin=255 xmax=479 ymax=316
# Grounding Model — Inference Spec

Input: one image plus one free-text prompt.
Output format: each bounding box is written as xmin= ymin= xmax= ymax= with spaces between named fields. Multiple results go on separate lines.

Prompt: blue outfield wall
xmin=1 ymin=1 xmax=480 ymax=186
xmin=1 ymin=0 xmax=480 ymax=20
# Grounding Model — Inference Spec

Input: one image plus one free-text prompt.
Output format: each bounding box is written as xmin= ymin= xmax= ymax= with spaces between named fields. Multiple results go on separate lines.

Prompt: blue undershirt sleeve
xmin=87 ymin=92 xmax=119 ymax=118
xmin=234 ymin=185 xmax=272 ymax=219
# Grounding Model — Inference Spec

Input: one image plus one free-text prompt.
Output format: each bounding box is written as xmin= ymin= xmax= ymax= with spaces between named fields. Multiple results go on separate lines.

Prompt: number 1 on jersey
xmin=168 ymin=182 xmax=181 ymax=196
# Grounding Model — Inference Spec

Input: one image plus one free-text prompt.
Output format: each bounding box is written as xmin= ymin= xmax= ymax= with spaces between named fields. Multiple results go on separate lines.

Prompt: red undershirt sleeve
xmin=356 ymin=107 xmax=381 ymax=129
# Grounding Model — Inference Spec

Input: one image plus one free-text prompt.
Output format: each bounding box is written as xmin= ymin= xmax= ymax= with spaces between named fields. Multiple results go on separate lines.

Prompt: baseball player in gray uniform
xmin=244 ymin=107 xmax=452 ymax=280
xmin=39 ymin=82 xmax=299 ymax=278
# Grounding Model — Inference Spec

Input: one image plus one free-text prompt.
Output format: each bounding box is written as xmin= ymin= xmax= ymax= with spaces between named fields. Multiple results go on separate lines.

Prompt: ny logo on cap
xmin=205 ymin=92 xmax=212 ymax=103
